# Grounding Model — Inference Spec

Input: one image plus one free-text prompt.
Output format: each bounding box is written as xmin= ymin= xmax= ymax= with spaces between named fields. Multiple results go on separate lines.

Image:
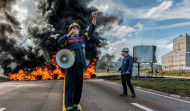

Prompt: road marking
xmin=62 ymin=80 xmax=66 ymax=111
xmin=131 ymin=103 xmax=154 ymax=111
xmin=0 ymin=108 xmax=6 ymax=111
xmin=135 ymin=88 xmax=190 ymax=104
xmin=96 ymin=80 xmax=190 ymax=104
xmin=15 ymin=85 xmax=23 ymax=87
xmin=62 ymin=80 xmax=82 ymax=111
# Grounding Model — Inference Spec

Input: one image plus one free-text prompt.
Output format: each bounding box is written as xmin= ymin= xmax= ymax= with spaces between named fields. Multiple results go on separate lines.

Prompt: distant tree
xmin=108 ymin=64 xmax=114 ymax=68
xmin=104 ymin=53 xmax=115 ymax=62
xmin=97 ymin=62 xmax=107 ymax=69
xmin=97 ymin=53 xmax=116 ymax=69
xmin=117 ymin=58 xmax=122 ymax=62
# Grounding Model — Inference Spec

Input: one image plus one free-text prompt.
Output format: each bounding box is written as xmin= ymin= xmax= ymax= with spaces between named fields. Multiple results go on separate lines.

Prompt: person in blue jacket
xmin=58 ymin=12 xmax=97 ymax=111
xmin=117 ymin=47 xmax=136 ymax=98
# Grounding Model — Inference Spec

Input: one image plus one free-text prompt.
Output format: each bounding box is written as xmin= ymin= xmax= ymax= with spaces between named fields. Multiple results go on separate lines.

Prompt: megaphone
xmin=56 ymin=49 xmax=75 ymax=69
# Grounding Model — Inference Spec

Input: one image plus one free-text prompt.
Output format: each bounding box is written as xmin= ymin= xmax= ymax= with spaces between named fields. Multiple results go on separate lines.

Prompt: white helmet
xmin=121 ymin=47 xmax=129 ymax=52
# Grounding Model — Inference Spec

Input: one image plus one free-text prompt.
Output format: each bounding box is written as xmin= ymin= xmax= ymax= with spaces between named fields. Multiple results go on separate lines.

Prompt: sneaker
xmin=67 ymin=108 xmax=75 ymax=111
xmin=74 ymin=107 xmax=81 ymax=111
xmin=66 ymin=107 xmax=75 ymax=111
xmin=119 ymin=93 xmax=128 ymax=96
xmin=132 ymin=92 xmax=136 ymax=98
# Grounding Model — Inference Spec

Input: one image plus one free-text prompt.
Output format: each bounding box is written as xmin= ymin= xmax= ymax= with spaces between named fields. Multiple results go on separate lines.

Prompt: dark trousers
xmin=65 ymin=68 xmax=83 ymax=108
xmin=121 ymin=74 xmax=135 ymax=94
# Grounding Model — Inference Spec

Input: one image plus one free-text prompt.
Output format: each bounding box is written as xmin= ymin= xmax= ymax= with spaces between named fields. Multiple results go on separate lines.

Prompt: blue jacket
xmin=118 ymin=54 xmax=134 ymax=75
xmin=58 ymin=23 xmax=96 ymax=69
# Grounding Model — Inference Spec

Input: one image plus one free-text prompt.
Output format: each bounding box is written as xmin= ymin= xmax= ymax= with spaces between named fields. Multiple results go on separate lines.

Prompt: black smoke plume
xmin=0 ymin=0 xmax=122 ymax=75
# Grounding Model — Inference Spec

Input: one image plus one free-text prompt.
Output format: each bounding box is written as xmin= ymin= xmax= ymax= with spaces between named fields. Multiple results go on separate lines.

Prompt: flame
xmin=8 ymin=55 xmax=65 ymax=81
xmin=8 ymin=55 xmax=97 ymax=81
xmin=83 ymin=58 xmax=97 ymax=79
xmin=8 ymin=70 xmax=37 ymax=81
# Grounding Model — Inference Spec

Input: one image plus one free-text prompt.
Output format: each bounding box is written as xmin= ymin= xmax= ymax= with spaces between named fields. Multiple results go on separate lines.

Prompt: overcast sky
xmin=89 ymin=0 xmax=190 ymax=63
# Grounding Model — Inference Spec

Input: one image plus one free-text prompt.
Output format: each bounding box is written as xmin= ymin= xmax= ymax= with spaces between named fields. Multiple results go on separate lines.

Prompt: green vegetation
xmin=140 ymin=67 xmax=153 ymax=75
xmin=140 ymin=67 xmax=190 ymax=77
xmin=95 ymin=73 xmax=119 ymax=76
xmin=159 ymin=70 xmax=190 ymax=77
xmin=0 ymin=74 xmax=5 ymax=77
xmin=97 ymin=53 xmax=116 ymax=69
xmin=0 ymin=74 xmax=7 ymax=82
xmin=131 ymin=78 xmax=190 ymax=97
xmin=109 ymin=78 xmax=190 ymax=97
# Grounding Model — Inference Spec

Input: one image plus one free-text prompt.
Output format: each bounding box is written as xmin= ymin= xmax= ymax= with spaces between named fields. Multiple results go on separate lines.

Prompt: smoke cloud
xmin=0 ymin=0 xmax=122 ymax=75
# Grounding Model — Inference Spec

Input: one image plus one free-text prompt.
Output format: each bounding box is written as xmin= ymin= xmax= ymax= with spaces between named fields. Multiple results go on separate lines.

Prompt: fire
xmin=83 ymin=58 xmax=97 ymax=79
xmin=8 ymin=56 xmax=97 ymax=81
xmin=8 ymin=70 xmax=37 ymax=81
xmin=8 ymin=55 xmax=65 ymax=81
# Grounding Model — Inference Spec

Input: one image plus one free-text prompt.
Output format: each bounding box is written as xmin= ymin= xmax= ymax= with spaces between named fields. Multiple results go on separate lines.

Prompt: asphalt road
xmin=0 ymin=79 xmax=190 ymax=111
xmin=0 ymin=80 xmax=63 ymax=111
xmin=81 ymin=79 xmax=190 ymax=111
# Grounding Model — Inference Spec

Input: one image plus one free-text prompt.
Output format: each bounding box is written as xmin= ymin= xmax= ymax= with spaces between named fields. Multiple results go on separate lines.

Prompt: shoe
xmin=74 ymin=107 xmax=81 ymax=111
xmin=132 ymin=92 xmax=136 ymax=98
xmin=119 ymin=93 xmax=128 ymax=96
xmin=67 ymin=109 xmax=75 ymax=111
xmin=66 ymin=107 xmax=75 ymax=111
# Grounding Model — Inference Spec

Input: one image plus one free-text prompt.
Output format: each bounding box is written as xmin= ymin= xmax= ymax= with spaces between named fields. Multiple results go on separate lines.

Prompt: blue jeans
xmin=65 ymin=68 xmax=83 ymax=108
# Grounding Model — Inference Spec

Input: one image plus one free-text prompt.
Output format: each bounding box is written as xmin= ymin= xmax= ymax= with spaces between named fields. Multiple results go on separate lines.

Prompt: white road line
xmin=131 ymin=103 xmax=154 ymax=111
xmin=15 ymin=85 xmax=23 ymax=87
xmin=135 ymin=88 xmax=190 ymax=104
xmin=95 ymin=80 xmax=190 ymax=104
xmin=0 ymin=108 xmax=6 ymax=111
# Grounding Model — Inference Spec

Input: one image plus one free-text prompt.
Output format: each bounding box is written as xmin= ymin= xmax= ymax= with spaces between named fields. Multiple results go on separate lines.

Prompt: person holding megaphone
xmin=58 ymin=12 xmax=97 ymax=111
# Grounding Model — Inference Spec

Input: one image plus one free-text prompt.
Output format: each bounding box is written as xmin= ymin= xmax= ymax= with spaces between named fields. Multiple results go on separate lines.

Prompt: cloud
xmin=91 ymin=0 xmax=190 ymax=21
xmin=104 ymin=37 xmax=174 ymax=62
xmin=144 ymin=22 xmax=190 ymax=31
xmin=90 ymin=0 xmax=188 ymax=64
xmin=102 ymin=39 xmax=129 ymax=60
xmin=157 ymin=0 xmax=174 ymax=2
xmin=95 ymin=4 xmax=109 ymax=12
xmin=89 ymin=0 xmax=117 ymax=14
xmin=145 ymin=1 xmax=173 ymax=17
xmin=134 ymin=22 xmax=144 ymax=30
xmin=143 ymin=0 xmax=190 ymax=20
xmin=155 ymin=38 xmax=173 ymax=50
xmin=9 ymin=0 xmax=42 ymax=47
xmin=104 ymin=22 xmax=137 ymax=38
xmin=91 ymin=0 xmax=190 ymax=30
xmin=98 ymin=22 xmax=144 ymax=61
xmin=166 ymin=43 xmax=173 ymax=50
xmin=108 ymin=39 xmax=128 ymax=47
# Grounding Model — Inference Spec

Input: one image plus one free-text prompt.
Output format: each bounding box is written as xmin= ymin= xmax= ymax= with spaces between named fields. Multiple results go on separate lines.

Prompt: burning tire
xmin=37 ymin=75 xmax=42 ymax=80
xmin=91 ymin=74 xmax=96 ymax=78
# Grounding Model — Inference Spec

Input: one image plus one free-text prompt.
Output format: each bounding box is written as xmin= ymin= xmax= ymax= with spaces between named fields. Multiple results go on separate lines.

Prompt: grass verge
xmin=109 ymin=78 xmax=190 ymax=97
xmin=95 ymin=73 xmax=119 ymax=76
xmin=140 ymin=67 xmax=190 ymax=77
